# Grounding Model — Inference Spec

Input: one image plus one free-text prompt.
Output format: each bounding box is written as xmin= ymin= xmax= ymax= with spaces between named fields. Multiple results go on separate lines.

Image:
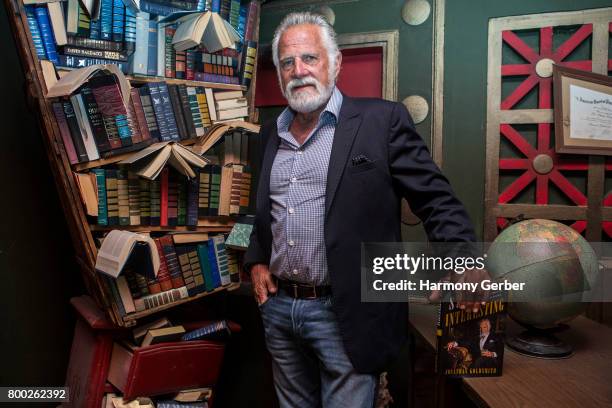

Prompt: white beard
xmin=282 ymin=76 xmax=334 ymax=113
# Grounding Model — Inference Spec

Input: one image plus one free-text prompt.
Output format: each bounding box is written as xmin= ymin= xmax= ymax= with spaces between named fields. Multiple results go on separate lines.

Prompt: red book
xmin=160 ymin=167 xmax=169 ymax=226
xmin=244 ymin=0 xmax=259 ymax=42
xmin=159 ymin=235 xmax=185 ymax=289
xmin=130 ymin=88 xmax=151 ymax=142
xmin=126 ymin=92 xmax=142 ymax=144
xmin=154 ymin=238 xmax=174 ymax=292
xmin=52 ymin=102 xmax=78 ymax=164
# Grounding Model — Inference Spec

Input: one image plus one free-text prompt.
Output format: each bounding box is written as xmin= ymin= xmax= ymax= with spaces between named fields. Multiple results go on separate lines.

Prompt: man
xmin=447 ymin=318 xmax=502 ymax=369
xmin=245 ymin=12 xmax=477 ymax=408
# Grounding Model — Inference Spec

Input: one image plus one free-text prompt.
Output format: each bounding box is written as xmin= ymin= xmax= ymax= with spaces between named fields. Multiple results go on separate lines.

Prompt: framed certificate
xmin=554 ymin=65 xmax=612 ymax=155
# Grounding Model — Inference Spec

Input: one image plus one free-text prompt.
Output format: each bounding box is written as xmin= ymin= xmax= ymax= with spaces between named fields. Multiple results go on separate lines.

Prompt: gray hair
xmin=271 ymin=12 xmax=340 ymax=71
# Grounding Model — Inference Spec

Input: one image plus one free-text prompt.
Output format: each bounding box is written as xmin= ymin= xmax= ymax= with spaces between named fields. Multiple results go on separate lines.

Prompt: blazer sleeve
xmin=387 ymin=102 xmax=477 ymax=243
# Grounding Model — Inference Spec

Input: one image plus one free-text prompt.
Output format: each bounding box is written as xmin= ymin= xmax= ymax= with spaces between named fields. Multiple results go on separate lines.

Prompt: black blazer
xmin=245 ymin=95 xmax=476 ymax=373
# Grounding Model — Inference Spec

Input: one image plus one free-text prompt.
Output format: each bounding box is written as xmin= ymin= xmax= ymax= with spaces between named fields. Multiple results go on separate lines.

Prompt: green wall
xmin=258 ymin=0 xmax=612 ymax=239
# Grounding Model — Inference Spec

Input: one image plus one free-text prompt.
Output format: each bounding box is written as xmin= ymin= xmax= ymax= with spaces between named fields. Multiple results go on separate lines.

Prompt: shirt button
xmin=292 ymin=269 xmax=299 ymax=275
xmin=290 ymin=177 xmax=297 ymax=183
xmin=288 ymin=240 xmax=295 ymax=247
xmin=297 ymin=150 xmax=303 ymax=155
xmin=288 ymin=207 xmax=295 ymax=214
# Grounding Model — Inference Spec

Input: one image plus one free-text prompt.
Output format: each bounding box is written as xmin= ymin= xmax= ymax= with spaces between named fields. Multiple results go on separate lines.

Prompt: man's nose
xmin=293 ymin=57 xmax=309 ymax=77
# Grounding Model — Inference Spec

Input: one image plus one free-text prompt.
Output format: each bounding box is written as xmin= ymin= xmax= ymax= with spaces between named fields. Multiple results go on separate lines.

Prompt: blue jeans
xmin=259 ymin=292 xmax=377 ymax=408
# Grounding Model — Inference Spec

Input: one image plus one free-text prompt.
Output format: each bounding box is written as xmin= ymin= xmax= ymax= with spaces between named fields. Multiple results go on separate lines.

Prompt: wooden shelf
xmin=73 ymin=138 xmax=199 ymax=172
xmin=89 ymin=217 xmax=237 ymax=233
xmin=123 ymin=282 xmax=241 ymax=323
xmin=127 ymin=74 xmax=246 ymax=91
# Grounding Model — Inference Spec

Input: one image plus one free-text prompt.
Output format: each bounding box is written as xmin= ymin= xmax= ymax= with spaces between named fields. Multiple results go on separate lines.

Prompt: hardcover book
xmin=436 ymin=292 xmax=506 ymax=377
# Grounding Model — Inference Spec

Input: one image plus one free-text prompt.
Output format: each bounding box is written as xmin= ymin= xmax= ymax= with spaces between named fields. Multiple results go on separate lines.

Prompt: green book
xmin=225 ymin=220 xmax=254 ymax=250
xmin=196 ymin=242 xmax=215 ymax=292
xmin=105 ymin=169 xmax=119 ymax=226
xmin=150 ymin=178 xmax=161 ymax=226
xmin=209 ymin=165 xmax=221 ymax=216
xmin=92 ymin=169 xmax=108 ymax=226
xmin=178 ymin=178 xmax=188 ymax=226
xmin=117 ymin=168 xmax=130 ymax=226
xmin=128 ymin=171 xmax=141 ymax=225
xmin=139 ymin=178 xmax=151 ymax=225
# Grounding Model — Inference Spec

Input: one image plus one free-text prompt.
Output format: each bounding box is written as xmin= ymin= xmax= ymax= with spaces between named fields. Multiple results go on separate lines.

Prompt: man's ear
xmin=334 ymin=51 xmax=342 ymax=78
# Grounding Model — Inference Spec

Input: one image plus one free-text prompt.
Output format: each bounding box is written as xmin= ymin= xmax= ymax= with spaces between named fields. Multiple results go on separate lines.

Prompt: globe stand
xmin=506 ymin=324 xmax=573 ymax=359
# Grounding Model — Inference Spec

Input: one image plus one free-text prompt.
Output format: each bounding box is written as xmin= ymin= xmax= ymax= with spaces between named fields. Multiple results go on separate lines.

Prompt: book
xmin=139 ymin=178 xmax=151 ymax=225
xmin=57 ymin=55 xmax=129 ymax=73
xmin=161 ymin=167 xmax=169 ymax=226
xmin=119 ymin=141 xmax=209 ymax=180
xmin=186 ymin=86 xmax=205 ymax=136
xmin=168 ymin=84 xmax=190 ymax=140
xmin=437 ymin=292 xmax=506 ymax=377
xmin=134 ymin=285 xmax=189 ymax=311
xmin=147 ymin=18 xmax=159 ymax=76
xmin=177 ymin=85 xmax=197 ymax=139
xmin=70 ymin=93 xmax=101 ymax=161
xmin=124 ymin=7 xmax=137 ymax=53
xmin=153 ymin=237 xmax=174 ymax=291
xmin=240 ymin=40 xmax=257 ymax=89
xmin=47 ymin=2 xmax=67 ymax=46
xmin=105 ymin=169 xmax=119 ymax=225
xmin=176 ymin=244 xmax=206 ymax=295
xmin=150 ymin=177 xmax=161 ymax=226
xmin=25 ymin=6 xmax=46 ymax=60
xmin=186 ymin=172 xmax=199 ymax=226
xmin=205 ymin=237 xmax=221 ymax=288
xmin=165 ymin=25 xmax=176 ymax=78
xmin=163 ymin=10 xmax=241 ymax=53
xmin=100 ymin=0 xmax=114 ymax=40
xmin=172 ymin=387 xmax=212 ymax=403
xmin=191 ymin=120 xmax=259 ymax=155
xmin=210 ymin=235 xmax=230 ymax=285
xmin=132 ymin=317 xmax=172 ymax=344
xmin=141 ymin=325 xmax=186 ymax=346
xmin=204 ymin=88 xmax=217 ymax=122
xmin=139 ymin=86 xmax=161 ymax=141
xmin=52 ymin=102 xmax=79 ymax=164
xmin=74 ymin=171 xmax=99 ymax=216
xmin=116 ymin=169 xmax=130 ymax=225
xmin=215 ymin=97 xmax=247 ymax=111
xmin=62 ymin=100 xmax=89 ymax=162
xmin=34 ymin=6 xmax=59 ymax=64
xmin=171 ymin=233 xmax=209 ymax=244
xmin=130 ymin=88 xmax=152 ymax=142
xmin=195 ymin=87 xmax=212 ymax=129
xmin=80 ymin=86 xmax=113 ymax=153
xmin=182 ymin=320 xmax=230 ymax=341
xmin=91 ymin=168 xmax=108 ymax=225
xmin=217 ymin=106 xmax=248 ymax=121
xmin=159 ymin=236 xmax=185 ymax=288
xmin=46 ymin=63 xmax=130 ymax=101
xmin=111 ymin=0 xmax=125 ymax=42
xmin=128 ymin=171 xmax=141 ymax=225
xmin=225 ymin=216 xmax=254 ymax=250
xmin=95 ymin=229 xmax=160 ymax=278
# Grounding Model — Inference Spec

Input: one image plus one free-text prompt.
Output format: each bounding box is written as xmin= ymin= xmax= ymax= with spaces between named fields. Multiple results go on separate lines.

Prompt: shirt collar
xmin=276 ymin=86 xmax=343 ymax=133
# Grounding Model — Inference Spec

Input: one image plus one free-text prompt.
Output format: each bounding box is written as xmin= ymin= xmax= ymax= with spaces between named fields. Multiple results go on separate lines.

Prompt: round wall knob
xmin=402 ymin=0 xmax=431 ymax=26
xmin=402 ymin=95 xmax=429 ymax=124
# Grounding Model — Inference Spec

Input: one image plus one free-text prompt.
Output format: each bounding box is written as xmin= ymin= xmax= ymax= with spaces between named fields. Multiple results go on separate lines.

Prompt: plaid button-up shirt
xmin=269 ymin=87 xmax=343 ymax=285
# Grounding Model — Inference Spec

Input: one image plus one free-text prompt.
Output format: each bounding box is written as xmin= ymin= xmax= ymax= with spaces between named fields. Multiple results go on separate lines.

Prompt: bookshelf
xmin=6 ymin=0 xmax=261 ymax=327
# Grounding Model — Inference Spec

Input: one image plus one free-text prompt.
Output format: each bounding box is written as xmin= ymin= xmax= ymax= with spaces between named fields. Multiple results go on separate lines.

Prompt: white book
xmin=47 ymin=2 xmax=67 ymax=46
xmin=157 ymin=18 xmax=166 ymax=77
xmin=70 ymin=94 xmax=100 ymax=160
xmin=204 ymin=88 xmax=217 ymax=121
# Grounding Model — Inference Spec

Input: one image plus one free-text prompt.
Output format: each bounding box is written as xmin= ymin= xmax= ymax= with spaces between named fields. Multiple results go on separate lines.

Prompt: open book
xmin=46 ymin=64 xmax=130 ymax=105
xmin=192 ymin=120 xmax=260 ymax=156
xmin=119 ymin=141 xmax=209 ymax=180
xmin=162 ymin=11 xmax=241 ymax=53
xmin=95 ymin=230 xmax=160 ymax=279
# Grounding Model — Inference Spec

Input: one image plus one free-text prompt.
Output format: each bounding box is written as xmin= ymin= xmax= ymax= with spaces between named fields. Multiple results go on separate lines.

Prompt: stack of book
xmin=102 ymin=232 xmax=237 ymax=316
xmin=214 ymin=90 xmax=248 ymax=121
xmin=24 ymin=0 xmax=259 ymax=86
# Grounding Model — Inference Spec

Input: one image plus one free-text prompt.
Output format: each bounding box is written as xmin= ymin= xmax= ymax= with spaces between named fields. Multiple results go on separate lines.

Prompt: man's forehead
xmin=279 ymin=24 xmax=323 ymax=51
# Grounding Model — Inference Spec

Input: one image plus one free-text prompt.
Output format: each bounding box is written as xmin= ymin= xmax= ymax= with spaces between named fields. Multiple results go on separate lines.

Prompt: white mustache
xmin=286 ymin=77 xmax=320 ymax=93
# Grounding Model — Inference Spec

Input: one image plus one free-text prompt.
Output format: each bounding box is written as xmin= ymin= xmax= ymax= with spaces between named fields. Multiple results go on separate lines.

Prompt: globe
xmin=486 ymin=219 xmax=599 ymax=357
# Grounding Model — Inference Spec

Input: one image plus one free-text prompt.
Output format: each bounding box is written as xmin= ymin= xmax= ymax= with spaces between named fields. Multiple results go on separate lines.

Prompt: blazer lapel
xmin=257 ymin=123 xmax=280 ymax=221
xmin=325 ymin=96 xmax=362 ymax=216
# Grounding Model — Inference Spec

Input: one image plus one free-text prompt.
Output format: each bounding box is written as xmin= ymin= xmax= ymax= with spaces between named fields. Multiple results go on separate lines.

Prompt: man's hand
xmin=252 ymin=264 xmax=277 ymax=305
xmin=481 ymin=350 xmax=494 ymax=358
xmin=429 ymin=268 xmax=491 ymax=312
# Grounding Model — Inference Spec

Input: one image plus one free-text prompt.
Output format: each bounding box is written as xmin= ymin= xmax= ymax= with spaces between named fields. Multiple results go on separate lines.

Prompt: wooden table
xmin=408 ymin=303 xmax=612 ymax=407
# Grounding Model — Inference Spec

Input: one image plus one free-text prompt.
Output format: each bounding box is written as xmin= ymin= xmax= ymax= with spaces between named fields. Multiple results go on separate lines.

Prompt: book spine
xmin=239 ymin=166 xmax=251 ymax=213
xmin=25 ymin=6 xmax=46 ymax=60
xmin=229 ymin=0 xmax=240 ymax=30
xmin=125 ymin=91 xmax=142 ymax=144
xmin=160 ymin=236 xmax=185 ymax=288
xmin=124 ymin=7 xmax=137 ymax=54
xmin=111 ymin=0 xmax=125 ymax=42
xmin=130 ymin=88 xmax=152 ymax=142
xmin=167 ymin=85 xmax=189 ymax=140
xmin=211 ymin=0 xmax=221 ymax=13
xmin=80 ymin=87 xmax=113 ymax=153
xmin=182 ymin=320 xmax=228 ymax=341
xmin=187 ymin=171 xmax=199 ymax=226
xmin=196 ymin=242 xmax=214 ymax=292
xmin=89 ymin=14 xmax=101 ymax=40
xmin=154 ymin=238 xmax=174 ymax=291
xmin=105 ymin=276 xmax=126 ymax=316
xmin=138 ymin=87 xmax=161 ymax=141
xmin=128 ymin=171 xmax=141 ymax=225
xmin=100 ymin=0 xmax=114 ymax=41
xmin=168 ymin=171 xmax=179 ymax=227
xmin=175 ymin=50 xmax=186 ymax=80
xmin=176 ymin=246 xmax=196 ymax=296
xmin=57 ymin=55 xmax=129 ymax=74
xmin=147 ymin=18 xmax=158 ymax=76
xmin=198 ymin=166 xmax=210 ymax=217
xmin=105 ymin=168 xmax=119 ymax=225
xmin=139 ymin=1 xmax=185 ymax=16
xmin=61 ymin=45 xmax=129 ymax=62
xmin=89 ymin=76 xmax=133 ymax=148
xmin=164 ymin=25 xmax=175 ymax=78
xmin=76 ymin=3 xmax=91 ymax=37
xmin=227 ymin=247 xmax=239 ymax=280
xmin=134 ymin=286 xmax=188 ymax=312
xmin=130 ymin=11 xmax=150 ymax=75
xmin=156 ymin=18 xmax=165 ymax=77
xmin=209 ymin=165 xmax=221 ymax=216
xmin=158 ymin=82 xmax=181 ymax=141
xmin=71 ymin=94 xmax=101 ymax=161
xmin=237 ymin=2 xmax=247 ymax=41
xmin=91 ymin=169 xmax=108 ymax=225
xmin=186 ymin=86 xmax=205 ymax=136
xmin=207 ymin=238 xmax=222 ymax=288
xmin=177 ymin=85 xmax=197 ymax=139
xmin=195 ymin=88 xmax=212 ymax=128
xmin=185 ymin=50 xmax=195 ymax=80
xmin=160 ymin=167 xmax=169 ymax=226
xmin=62 ymin=101 xmax=89 ymax=162
xmin=66 ymin=35 xmax=124 ymax=51
xmin=34 ymin=6 xmax=59 ymax=64
xmin=147 ymin=83 xmax=171 ymax=141
xmin=212 ymin=235 xmax=231 ymax=285
xmin=240 ymin=41 xmax=257 ymax=89
xmin=178 ymin=180 xmax=187 ymax=226
xmin=65 ymin=0 xmax=79 ymax=35
xmin=116 ymin=168 xmax=130 ymax=225
xmin=139 ymin=178 xmax=151 ymax=225
xmin=52 ymin=102 xmax=78 ymax=164
xmin=194 ymin=72 xmax=240 ymax=85
xmin=150 ymin=177 xmax=161 ymax=226
xmin=244 ymin=0 xmax=259 ymax=43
